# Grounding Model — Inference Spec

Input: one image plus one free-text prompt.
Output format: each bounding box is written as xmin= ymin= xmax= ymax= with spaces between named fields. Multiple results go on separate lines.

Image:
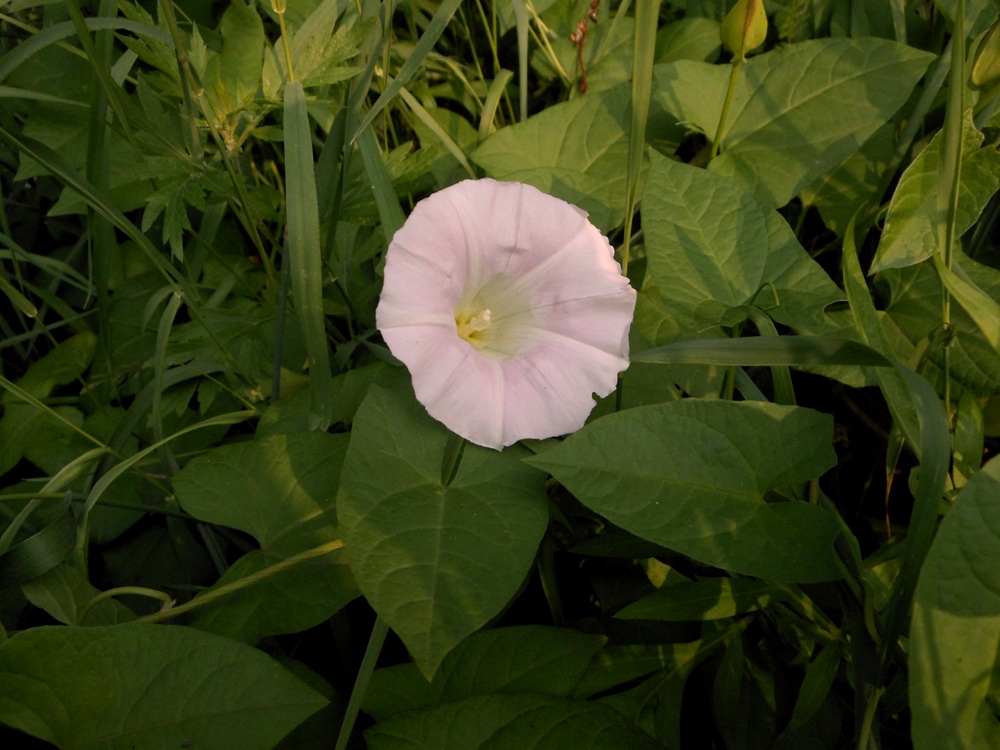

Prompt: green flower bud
xmin=721 ymin=0 xmax=768 ymax=61
xmin=972 ymin=19 xmax=1000 ymax=90
xmin=271 ymin=0 xmax=286 ymax=14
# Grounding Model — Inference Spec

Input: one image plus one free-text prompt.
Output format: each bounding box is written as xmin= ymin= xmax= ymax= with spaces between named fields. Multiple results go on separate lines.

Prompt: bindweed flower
xmin=376 ymin=179 xmax=636 ymax=450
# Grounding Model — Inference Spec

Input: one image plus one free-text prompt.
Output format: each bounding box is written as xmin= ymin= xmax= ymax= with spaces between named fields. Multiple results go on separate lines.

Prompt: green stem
xmin=335 ymin=617 xmax=389 ymax=750
xmin=77 ymin=586 xmax=174 ymax=625
xmin=938 ymin=0 xmax=966 ymax=426
xmin=136 ymin=539 xmax=345 ymax=623
xmin=710 ymin=59 xmax=742 ymax=161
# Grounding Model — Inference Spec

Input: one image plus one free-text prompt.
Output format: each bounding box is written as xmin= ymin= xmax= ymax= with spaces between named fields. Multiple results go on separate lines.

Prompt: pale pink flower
xmin=376 ymin=179 xmax=636 ymax=450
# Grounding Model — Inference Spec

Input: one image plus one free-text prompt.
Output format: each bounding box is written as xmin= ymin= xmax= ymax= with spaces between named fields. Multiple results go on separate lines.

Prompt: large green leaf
xmin=364 ymin=626 xmax=606 ymax=720
xmin=642 ymin=151 xmax=843 ymax=334
xmin=0 ymin=623 xmax=326 ymax=749
xmin=472 ymin=83 xmax=638 ymax=232
xmin=653 ymin=38 xmax=933 ymax=207
xmin=365 ymin=693 xmax=663 ymax=750
xmin=172 ymin=432 xmax=358 ymax=640
xmin=872 ymin=110 xmax=1000 ymax=272
xmin=529 ymin=400 xmax=844 ymax=582
xmin=337 ymin=386 xmax=549 ymax=678
xmin=911 ymin=456 xmax=1000 ymax=749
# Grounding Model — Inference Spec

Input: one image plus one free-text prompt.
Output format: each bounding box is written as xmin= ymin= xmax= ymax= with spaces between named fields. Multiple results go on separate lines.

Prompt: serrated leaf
xmin=654 ymin=38 xmax=934 ymax=207
xmin=642 ymin=151 xmax=843 ymax=335
xmin=872 ymin=110 xmax=1000 ymax=272
xmin=0 ymin=623 xmax=326 ymax=750
xmin=529 ymin=400 xmax=844 ymax=582
xmin=204 ymin=0 xmax=264 ymax=117
xmin=472 ymin=83 xmax=635 ymax=232
xmin=911 ymin=456 xmax=1000 ymax=749
xmin=337 ymin=386 xmax=548 ymax=677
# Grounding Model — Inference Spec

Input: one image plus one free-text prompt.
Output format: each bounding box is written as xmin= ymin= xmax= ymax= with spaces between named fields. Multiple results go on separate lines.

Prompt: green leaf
xmin=365 ymin=693 xmax=662 ymax=750
xmin=472 ymin=83 xmax=635 ymax=232
xmin=337 ymin=386 xmax=549 ymax=677
xmin=800 ymin=123 xmax=894 ymax=236
xmin=911 ymin=456 xmax=1000 ymax=749
xmin=884 ymin=252 xmax=1000 ymax=395
xmin=872 ymin=110 xmax=1000 ymax=272
xmin=0 ymin=623 xmax=326 ymax=750
xmin=284 ymin=79 xmax=334 ymax=429
xmin=10 ymin=331 xmax=96 ymax=400
xmin=642 ymin=151 xmax=843 ymax=334
xmin=529 ymin=400 xmax=844 ymax=582
xmin=173 ymin=433 xmax=357 ymax=639
xmin=654 ymin=38 xmax=934 ymax=207
xmin=655 ymin=17 xmax=721 ymax=63
xmin=364 ymin=626 xmax=606 ymax=721
xmin=175 ymin=432 xmax=348 ymax=552
xmin=616 ymin=577 xmax=788 ymax=621
xmin=21 ymin=563 xmax=133 ymax=626
xmin=204 ymin=0 xmax=264 ymax=117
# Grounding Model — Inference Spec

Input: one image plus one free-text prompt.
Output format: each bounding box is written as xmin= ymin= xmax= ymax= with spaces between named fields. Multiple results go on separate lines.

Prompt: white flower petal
xmin=376 ymin=178 xmax=637 ymax=450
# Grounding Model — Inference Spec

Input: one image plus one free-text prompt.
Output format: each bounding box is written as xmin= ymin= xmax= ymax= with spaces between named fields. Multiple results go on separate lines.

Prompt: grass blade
xmin=351 ymin=0 xmax=464 ymax=142
xmin=284 ymin=80 xmax=334 ymax=430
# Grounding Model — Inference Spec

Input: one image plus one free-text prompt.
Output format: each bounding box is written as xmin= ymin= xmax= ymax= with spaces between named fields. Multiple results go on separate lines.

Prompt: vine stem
xmin=136 ymin=539 xmax=345 ymax=623
xmin=710 ymin=58 xmax=742 ymax=162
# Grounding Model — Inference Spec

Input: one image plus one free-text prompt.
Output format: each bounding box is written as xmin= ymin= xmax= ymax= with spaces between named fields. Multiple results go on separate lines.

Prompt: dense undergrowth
xmin=1 ymin=0 xmax=1000 ymax=748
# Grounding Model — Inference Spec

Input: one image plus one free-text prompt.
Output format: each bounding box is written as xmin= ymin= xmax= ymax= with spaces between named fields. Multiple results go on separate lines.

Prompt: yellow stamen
xmin=456 ymin=308 xmax=492 ymax=342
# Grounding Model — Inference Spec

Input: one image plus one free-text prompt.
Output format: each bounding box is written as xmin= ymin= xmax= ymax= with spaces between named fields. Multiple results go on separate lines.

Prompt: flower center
xmin=456 ymin=308 xmax=493 ymax=343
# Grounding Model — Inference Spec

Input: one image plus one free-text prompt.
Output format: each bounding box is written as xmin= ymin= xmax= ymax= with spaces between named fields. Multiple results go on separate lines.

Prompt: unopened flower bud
xmin=721 ymin=0 xmax=768 ymax=61
xmin=972 ymin=19 xmax=1000 ymax=90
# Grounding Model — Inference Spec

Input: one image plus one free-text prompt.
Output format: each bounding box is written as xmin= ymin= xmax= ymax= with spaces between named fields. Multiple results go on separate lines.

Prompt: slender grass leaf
xmin=351 ymin=0 xmax=463 ymax=141
xmin=399 ymin=86 xmax=475 ymax=177
xmin=621 ymin=0 xmax=660 ymax=273
xmin=479 ymin=70 xmax=514 ymax=139
xmin=632 ymin=335 xmax=892 ymax=367
xmin=284 ymin=80 xmax=333 ymax=430
xmin=0 ymin=18 xmax=172 ymax=83
xmin=0 ymin=507 xmax=75 ymax=589
xmin=356 ymin=125 xmax=406 ymax=238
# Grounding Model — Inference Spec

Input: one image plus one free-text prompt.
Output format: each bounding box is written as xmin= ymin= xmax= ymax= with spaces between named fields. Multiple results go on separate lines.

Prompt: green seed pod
xmin=721 ymin=0 xmax=768 ymax=61
xmin=972 ymin=19 xmax=1000 ymax=90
